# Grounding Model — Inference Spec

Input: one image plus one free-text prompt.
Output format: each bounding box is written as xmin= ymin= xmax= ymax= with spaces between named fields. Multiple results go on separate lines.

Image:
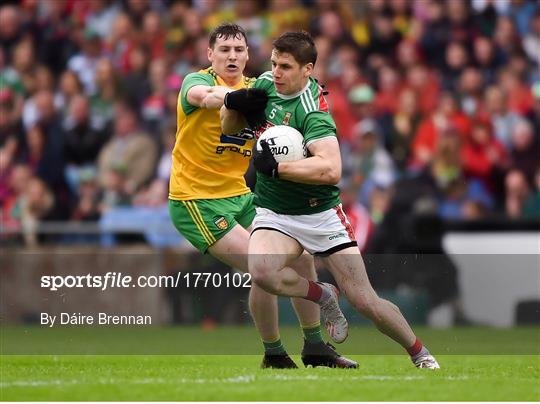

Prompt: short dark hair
xmin=209 ymin=23 xmax=247 ymax=49
xmin=272 ymin=31 xmax=317 ymax=66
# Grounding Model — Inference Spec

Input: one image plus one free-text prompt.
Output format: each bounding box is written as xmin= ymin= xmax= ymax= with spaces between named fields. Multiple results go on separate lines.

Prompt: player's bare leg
xmin=211 ymin=224 xmax=356 ymax=367
xmin=287 ymin=252 xmax=320 ymax=327
xmin=209 ymin=225 xmax=283 ymax=340
xmin=249 ymin=229 xmax=350 ymax=345
xmin=321 ymin=247 xmax=440 ymax=369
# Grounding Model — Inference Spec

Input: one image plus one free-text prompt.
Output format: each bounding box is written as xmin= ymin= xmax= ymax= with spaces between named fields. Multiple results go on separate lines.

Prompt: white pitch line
xmin=0 ymin=374 xmax=472 ymax=388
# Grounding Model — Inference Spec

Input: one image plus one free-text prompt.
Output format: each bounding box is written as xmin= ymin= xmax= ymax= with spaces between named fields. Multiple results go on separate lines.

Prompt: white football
xmin=256 ymin=125 xmax=306 ymax=163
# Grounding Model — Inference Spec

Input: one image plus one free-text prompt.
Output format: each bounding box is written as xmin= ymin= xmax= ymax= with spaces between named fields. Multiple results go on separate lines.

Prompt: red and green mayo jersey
xmin=252 ymin=72 xmax=341 ymax=215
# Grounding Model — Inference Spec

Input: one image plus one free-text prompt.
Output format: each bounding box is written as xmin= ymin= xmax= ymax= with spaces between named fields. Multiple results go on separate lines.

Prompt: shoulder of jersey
xmin=299 ymin=78 xmax=329 ymax=114
xmin=258 ymin=71 xmax=274 ymax=82
xmin=197 ymin=67 xmax=218 ymax=81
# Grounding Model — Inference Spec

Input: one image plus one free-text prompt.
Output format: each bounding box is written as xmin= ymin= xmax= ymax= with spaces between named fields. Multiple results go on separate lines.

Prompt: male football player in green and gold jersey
xmin=168 ymin=23 xmax=356 ymax=369
xmin=221 ymin=31 xmax=440 ymax=369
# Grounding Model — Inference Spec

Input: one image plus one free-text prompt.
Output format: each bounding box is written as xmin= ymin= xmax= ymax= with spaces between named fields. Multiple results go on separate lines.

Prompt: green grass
xmin=1 ymin=326 xmax=539 ymax=401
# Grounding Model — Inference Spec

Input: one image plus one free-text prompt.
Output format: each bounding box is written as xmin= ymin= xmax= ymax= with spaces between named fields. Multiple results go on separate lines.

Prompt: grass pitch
xmin=1 ymin=326 xmax=539 ymax=401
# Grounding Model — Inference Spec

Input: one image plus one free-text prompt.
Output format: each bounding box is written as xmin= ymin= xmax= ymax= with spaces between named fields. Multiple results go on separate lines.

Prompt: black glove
xmin=253 ymin=140 xmax=279 ymax=179
xmin=245 ymin=109 xmax=267 ymax=131
xmin=224 ymin=88 xmax=268 ymax=113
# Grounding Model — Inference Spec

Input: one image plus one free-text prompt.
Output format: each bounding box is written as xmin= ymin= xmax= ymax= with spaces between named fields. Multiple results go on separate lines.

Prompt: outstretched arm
xmin=186 ymin=85 xmax=230 ymax=109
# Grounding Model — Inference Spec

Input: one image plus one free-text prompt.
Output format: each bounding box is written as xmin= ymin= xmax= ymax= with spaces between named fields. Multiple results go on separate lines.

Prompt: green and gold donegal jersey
xmin=252 ymin=72 xmax=341 ymax=215
xmin=169 ymin=68 xmax=255 ymax=201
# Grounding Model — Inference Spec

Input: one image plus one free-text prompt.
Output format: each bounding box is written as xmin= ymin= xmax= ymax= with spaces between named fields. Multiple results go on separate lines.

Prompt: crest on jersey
xmin=282 ymin=112 xmax=291 ymax=125
xmin=214 ymin=217 xmax=229 ymax=230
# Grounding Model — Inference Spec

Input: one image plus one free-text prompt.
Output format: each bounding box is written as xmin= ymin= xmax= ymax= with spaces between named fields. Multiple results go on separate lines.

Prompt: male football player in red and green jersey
xmin=169 ymin=23 xmax=356 ymax=369
xmin=221 ymin=31 xmax=440 ymax=369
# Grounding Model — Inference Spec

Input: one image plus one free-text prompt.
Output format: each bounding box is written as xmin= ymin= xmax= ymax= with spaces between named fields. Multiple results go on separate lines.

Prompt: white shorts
xmin=252 ymin=205 xmax=358 ymax=256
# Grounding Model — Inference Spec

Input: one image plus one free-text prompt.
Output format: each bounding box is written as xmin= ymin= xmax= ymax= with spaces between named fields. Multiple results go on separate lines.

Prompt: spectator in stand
xmin=349 ymin=83 xmax=377 ymax=122
xmin=419 ymin=0 xmax=448 ymax=68
xmin=506 ymin=0 xmax=539 ymax=36
xmin=346 ymin=119 xmax=396 ymax=207
xmin=396 ymin=39 xmax=422 ymax=71
xmin=164 ymin=73 xmax=183 ymax=121
xmin=106 ymin=13 xmax=138 ymax=75
xmin=505 ymin=169 xmax=530 ymax=218
xmin=528 ymin=82 xmax=540 ymax=135
xmin=493 ymin=15 xmax=522 ymax=60
xmin=2 ymin=164 xmax=32 ymax=233
xmin=366 ymin=9 xmax=402 ymax=72
xmin=56 ymin=70 xmax=84 ymax=117
xmin=473 ymin=35 xmax=504 ymax=85
xmin=67 ymin=28 xmax=104 ymax=96
xmin=461 ymin=119 xmax=509 ymax=192
xmin=404 ymin=63 xmax=441 ymax=115
xmin=482 ymin=85 xmax=521 ymax=149
xmin=389 ymin=0 xmax=414 ymax=36
xmin=509 ymin=118 xmax=540 ymax=186
xmin=90 ymin=58 xmax=119 ymax=131
xmin=428 ymin=128 xmax=493 ymax=219
xmin=63 ymin=94 xmax=110 ymax=193
xmin=0 ymin=88 xmax=24 ymax=195
xmin=497 ymin=67 xmax=534 ymax=115
xmin=234 ymin=0 xmax=268 ymax=74
xmin=445 ymin=0 xmax=478 ymax=44
xmin=471 ymin=0 xmax=503 ymax=37
xmin=442 ymin=41 xmax=470 ymax=92
xmin=98 ymin=164 xmax=132 ymax=213
xmin=141 ymin=58 xmax=168 ymax=133
xmin=155 ymin=120 xmax=175 ymax=185
xmin=83 ymin=0 xmax=120 ymax=41
xmin=0 ymin=5 xmax=24 ymax=64
xmin=121 ymin=46 xmax=151 ymax=108
xmin=141 ymin=10 xmax=166 ymax=60
xmin=523 ymin=10 xmax=540 ymax=71
xmin=384 ymin=88 xmax=422 ymax=172
xmin=266 ymin=0 xmax=310 ymax=38
xmin=12 ymin=39 xmax=36 ymax=97
xmin=523 ymin=167 xmax=540 ymax=218
xmin=97 ymin=100 xmax=157 ymax=197
xmin=32 ymin=0 xmax=76 ymax=76
xmin=71 ymin=167 xmax=101 ymax=222
xmin=412 ymin=92 xmax=470 ymax=169
xmin=458 ymin=66 xmax=485 ymax=117
xmin=19 ymin=176 xmax=59 ymax=246
xmin=374 ymin=65 xmax=402 ymax=116
xmin=27 ymin=90 xmax=66 ymax=197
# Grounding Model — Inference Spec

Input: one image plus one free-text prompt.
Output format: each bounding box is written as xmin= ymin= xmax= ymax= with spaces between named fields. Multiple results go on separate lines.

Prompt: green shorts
xmin=168 ymin=193 xmax=256 ymax=253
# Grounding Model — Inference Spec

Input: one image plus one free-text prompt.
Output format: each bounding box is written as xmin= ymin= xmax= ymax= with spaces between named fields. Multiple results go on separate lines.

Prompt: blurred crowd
xmin=1 ymin=0 xmax=540 ymax=247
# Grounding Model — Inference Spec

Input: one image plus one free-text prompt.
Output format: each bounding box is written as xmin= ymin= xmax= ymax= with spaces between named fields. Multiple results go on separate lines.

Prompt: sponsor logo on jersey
xmin=271 ymin=102 xmax=283 ymax=110
xmin=282 ymin=112 xmax=291 ymax=125
xmin=328 ymin=233 xmax=346 ymax=241
xmin=215 ymin=145 xmax=252 ymax=157
xmin=214 ymin=217 xmax=229 ymax=230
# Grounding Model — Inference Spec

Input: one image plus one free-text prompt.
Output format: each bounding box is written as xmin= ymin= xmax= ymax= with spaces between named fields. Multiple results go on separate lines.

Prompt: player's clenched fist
xmin=224 ymin=88 xmax=268 ymax=112
xmin=254 ymin=140 xmax=279 ymax=179
xmin=224 ymin=89 xmax=268 ymax=130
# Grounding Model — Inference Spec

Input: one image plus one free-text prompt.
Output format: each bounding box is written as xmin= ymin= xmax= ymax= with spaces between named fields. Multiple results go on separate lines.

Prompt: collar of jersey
xmin=275 ymin=80 xmax=311 ymax=100
xmin=216 ymin=74 xmax=246 ymax=89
